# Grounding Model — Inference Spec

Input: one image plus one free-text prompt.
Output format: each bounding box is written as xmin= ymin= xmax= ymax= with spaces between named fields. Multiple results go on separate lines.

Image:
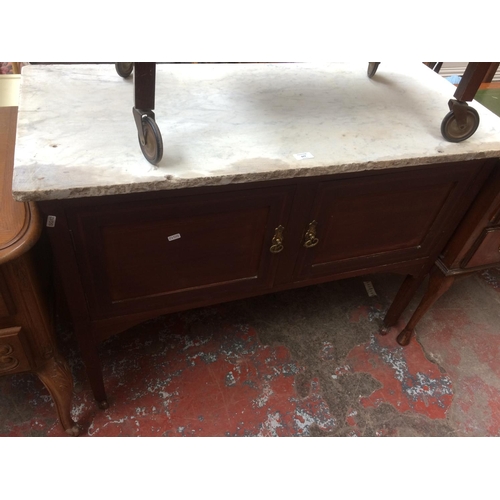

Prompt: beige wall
xmin=0 ymin=74 xmax=20 ymax=106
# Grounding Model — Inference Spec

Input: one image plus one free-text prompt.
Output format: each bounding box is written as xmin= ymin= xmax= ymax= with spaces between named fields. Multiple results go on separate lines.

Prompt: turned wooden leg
xmin=382 ymin=273 xmax=426 ymax=331
xmin=397 ymin=265 xmax=455 ymax=346
xmin=36 ymin=350 xmax=80 ymax=436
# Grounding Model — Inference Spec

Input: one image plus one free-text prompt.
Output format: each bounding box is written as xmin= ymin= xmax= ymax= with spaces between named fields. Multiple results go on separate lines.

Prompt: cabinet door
xmin=67 ymin=186 xmax=294 ymax=319
xmin=293 ymin=162 xmax=485 ymax=281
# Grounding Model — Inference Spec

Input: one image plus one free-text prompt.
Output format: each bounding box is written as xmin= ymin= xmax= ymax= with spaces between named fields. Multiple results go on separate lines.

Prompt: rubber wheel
xmin=367 ymin=62 xmax=380 ymax=78
xmin=115 ymin=62 xmax=133 ymax=78
xmin=440 ymin=107 xmax=480 ymax=142
xmin=139 ymin=116 xmax=163 ymax=165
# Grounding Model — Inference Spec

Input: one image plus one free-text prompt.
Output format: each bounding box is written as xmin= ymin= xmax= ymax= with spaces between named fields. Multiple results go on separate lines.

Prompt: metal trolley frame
xmin=116 ymin=62 xmax=495 ymax=165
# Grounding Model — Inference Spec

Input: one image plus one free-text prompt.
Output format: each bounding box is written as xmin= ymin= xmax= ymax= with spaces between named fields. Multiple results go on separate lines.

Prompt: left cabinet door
xmin=66 ymin=185 xmax=295 ymax=319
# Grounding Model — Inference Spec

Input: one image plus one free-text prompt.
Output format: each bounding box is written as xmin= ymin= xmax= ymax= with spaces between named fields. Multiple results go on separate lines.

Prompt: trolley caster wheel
xmin=115 ymin=62 xmax=133 ymax=78
xmin=441 ymin=105 xmax=480 ymax=142
xmin=367 ymin=62 xmax=380 ymax=78
xmin=139 ymin=115 xmax=163 ymax=165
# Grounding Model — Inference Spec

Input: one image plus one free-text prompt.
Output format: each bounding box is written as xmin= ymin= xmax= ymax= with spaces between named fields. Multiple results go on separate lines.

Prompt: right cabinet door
xmin=293 ymin=162 xmax=487 ymax=281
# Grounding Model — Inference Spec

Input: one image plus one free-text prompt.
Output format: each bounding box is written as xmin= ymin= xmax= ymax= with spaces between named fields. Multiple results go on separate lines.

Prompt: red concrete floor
xmin=1 ymin=269 xmax=500 ymax=437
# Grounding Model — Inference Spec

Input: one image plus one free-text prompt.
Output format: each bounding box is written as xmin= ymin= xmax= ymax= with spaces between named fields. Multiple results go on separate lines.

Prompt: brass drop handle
xmin=270 ymin=225 xmax=285 ymax=253
xmin=304 ymin=220 xmax=319 ymax=248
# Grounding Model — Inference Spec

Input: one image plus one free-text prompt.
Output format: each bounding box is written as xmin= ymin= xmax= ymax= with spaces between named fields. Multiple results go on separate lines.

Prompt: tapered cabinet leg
xmin=79 ymin=341 xmax=109 ymax=410
xmin=397 ymin=265 xmax=455 ymax=346
xmin=83 ymin=358 xmax=109 ymax=409
xmin=382 ymin=273 xmax=426 ymax=330
xmin=36 ymin=350 xmax=80 ymax=436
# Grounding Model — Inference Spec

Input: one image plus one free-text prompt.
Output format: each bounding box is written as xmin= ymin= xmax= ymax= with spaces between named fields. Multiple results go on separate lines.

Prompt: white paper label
xmin=293 ymin=152 xmax=314 ymax=160
xmin=363 ymin=281 xmax=377 ymax=297
xmin=168 ymin=233 xmax=181 ymax=242
xmin=46 ymin=215 xmax=56 ymax=227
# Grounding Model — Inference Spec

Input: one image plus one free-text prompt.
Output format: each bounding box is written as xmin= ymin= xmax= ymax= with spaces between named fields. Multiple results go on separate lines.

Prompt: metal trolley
xmin=117 ymin=62 xmax=494 ymax=165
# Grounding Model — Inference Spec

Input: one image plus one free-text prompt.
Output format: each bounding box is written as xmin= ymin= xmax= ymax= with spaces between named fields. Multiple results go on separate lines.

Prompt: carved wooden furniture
xmin=0 ymin=107 xmax=78 ymax=435
xmin=39 ymin=158 xmax=497 ymax=408
xmin=384 ymin=162 xmax=500 ymax=346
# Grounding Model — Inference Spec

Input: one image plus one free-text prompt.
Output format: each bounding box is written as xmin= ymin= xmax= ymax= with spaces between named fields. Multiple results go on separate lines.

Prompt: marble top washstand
xmin=12 ymin=62 xmax=500 ymax=202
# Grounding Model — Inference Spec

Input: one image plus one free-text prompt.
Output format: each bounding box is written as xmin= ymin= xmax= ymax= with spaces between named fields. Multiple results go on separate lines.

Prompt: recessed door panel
xmin=102 ymin=206 xmax=269 ymax=301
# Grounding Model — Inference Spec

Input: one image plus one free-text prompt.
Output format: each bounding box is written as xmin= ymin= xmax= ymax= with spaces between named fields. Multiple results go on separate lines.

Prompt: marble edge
xmin=12 ymin=150 xmax=500 ymax=202
xmin=12 ymin=63 xmax=500 ymax=202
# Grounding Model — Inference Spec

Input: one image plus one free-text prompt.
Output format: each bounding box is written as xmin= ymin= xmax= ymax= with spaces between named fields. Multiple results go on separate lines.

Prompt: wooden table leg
xmin=454 ymin=62 xmax=493 ymax=102
xmin=134 ymin=62 xmax=156 ymax=112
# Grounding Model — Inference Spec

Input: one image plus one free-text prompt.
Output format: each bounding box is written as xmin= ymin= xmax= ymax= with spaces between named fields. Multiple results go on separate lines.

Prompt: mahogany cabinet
xmin=39 ymin=158 xmax=497 ymax=407
xmin=0 ymin=107 xmax=78 ymax=435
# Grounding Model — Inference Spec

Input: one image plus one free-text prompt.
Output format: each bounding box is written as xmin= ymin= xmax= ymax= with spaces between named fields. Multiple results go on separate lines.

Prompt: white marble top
xmin=12 ymin=62 xmax=500 ymax=201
